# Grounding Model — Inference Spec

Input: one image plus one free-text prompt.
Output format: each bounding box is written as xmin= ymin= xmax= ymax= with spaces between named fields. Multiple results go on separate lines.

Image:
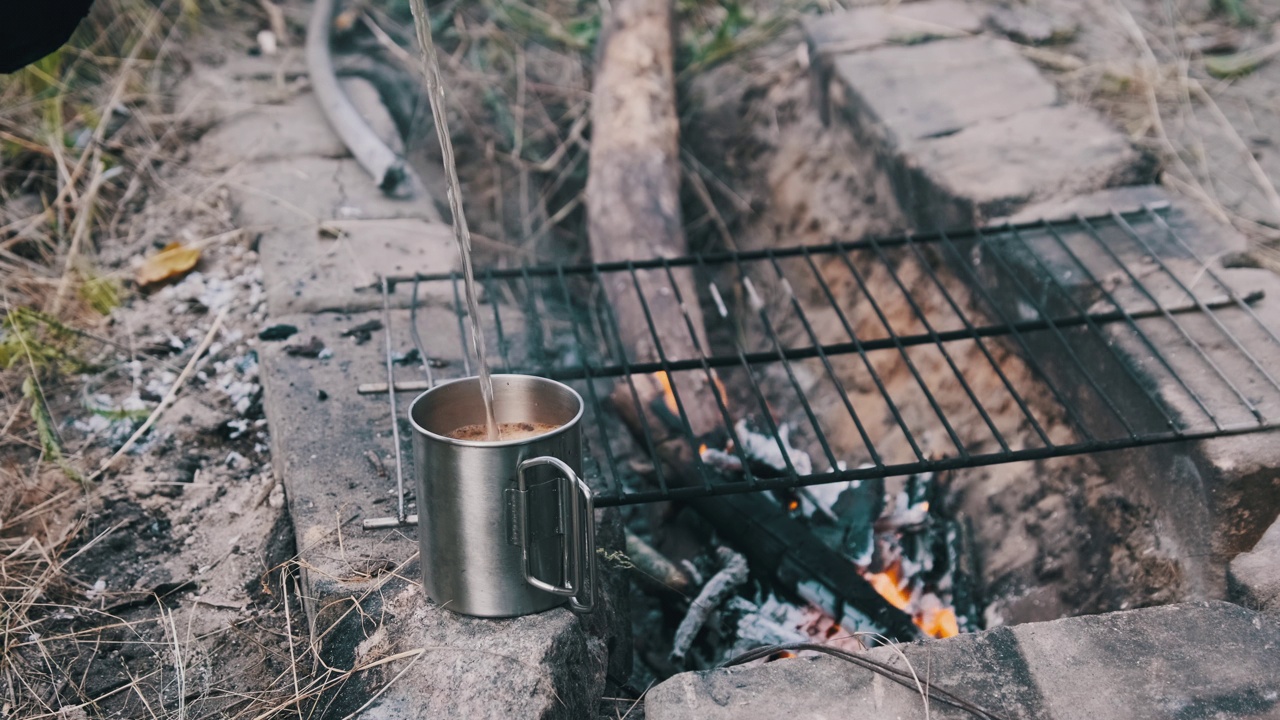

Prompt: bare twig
xmin=670 ymin=547 xmax=749 ymax=664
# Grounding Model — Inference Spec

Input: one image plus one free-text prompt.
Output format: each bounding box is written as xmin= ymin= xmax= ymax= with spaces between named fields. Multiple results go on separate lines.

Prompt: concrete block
xmin=803 ymin=0 xmax=983 ymax=57
xmin=174 ymin=50 xmax=309 ymax=130
xmin=905 ymin=105 xmax=1155 ymax=225
xmin=258 ymin=309 xmax=627 ymax=717
xmin=229 ymin=157 xmax=435 ymax=231
xmin=194 ymin=79 xmax=402 ymax=170
xmin=259 ymin=218 xmax=457 ymax=316
xmin=828 ymin=37 xmax=1057 ymax=147
xmin=987 ymin=4 xmax=1079 ymax=46
xmin=647 ymin=601 xmax=1280 ymax=720
xmin=195 ymin=93 xmax=349 ymax=167
xmin=1230 ymin=517 xmax=1280 ymax=613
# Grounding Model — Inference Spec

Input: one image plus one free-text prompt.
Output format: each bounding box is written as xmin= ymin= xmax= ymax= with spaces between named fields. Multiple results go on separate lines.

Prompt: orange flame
xmin=656 ymin=371 xmax=680 ymax=417
xmin=919 ymin=607 xmax=959 ymax=639
xmin=655 ymin=370 xmax=729 ymax=420
xmin=861 ymin=563 xmax=958 ymax=639
xmin=865 ymin=564 xmax=911 ymax=611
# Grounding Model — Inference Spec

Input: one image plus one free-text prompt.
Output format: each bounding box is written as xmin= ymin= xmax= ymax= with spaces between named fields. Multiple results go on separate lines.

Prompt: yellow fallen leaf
xmin=137 ymin=242 xmax=201 ymax=287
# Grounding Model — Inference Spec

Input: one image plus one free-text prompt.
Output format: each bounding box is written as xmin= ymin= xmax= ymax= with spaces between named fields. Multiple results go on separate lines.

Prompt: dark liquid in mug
xmin=446 ymin=421 xmax=561 ymax=442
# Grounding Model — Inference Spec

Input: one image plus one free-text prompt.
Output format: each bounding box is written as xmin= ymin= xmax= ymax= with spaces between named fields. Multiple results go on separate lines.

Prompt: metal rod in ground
xmin=670 ymin=547 xmax=748 ymax=665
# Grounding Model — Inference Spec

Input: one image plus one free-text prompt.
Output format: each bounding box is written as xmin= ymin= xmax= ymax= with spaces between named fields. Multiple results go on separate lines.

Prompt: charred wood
xmin=669 ymin=547 xmax=749 ymax=665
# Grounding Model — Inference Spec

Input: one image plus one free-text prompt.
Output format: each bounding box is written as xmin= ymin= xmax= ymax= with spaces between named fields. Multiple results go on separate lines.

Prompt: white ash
xmin=700 ymin=447 xmax=742 ymax=473
xmin=84 ymin=579 xmax=107 ymax=601
xmin=146 ymin=371 xmax=178 ymax=399
xmin=734 ymin=419 xmax=812 ymax=476
xmin=224 ymin=418 xmax=250 ymax=440
xmin=800 ymin=461 xmax=868 ymax=520
xmin=213 ymin=351 xmax=260 ymax=415
xmin=225 ymin=451 xmax=247 ymax=469
xmin=727 ymin=593 xmax=808 ymax=656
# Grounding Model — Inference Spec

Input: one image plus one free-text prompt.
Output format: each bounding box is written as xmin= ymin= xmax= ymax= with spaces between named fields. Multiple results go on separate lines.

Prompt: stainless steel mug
xmin=408 ymin=374 xmax=596 ymax=617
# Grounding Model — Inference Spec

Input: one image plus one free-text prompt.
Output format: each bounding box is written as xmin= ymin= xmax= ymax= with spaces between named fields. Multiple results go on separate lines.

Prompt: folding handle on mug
xmin=516 ymin=456 xmax=596 ymax=613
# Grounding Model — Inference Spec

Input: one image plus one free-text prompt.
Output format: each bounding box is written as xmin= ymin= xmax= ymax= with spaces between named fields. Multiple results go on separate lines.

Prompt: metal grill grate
xmin=359 ymin=206 xmax=1280 ymax=514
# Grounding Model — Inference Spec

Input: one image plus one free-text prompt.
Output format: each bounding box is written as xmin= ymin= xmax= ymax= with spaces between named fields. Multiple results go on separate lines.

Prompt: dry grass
xmin=0 ymin=3 xmax=313 ymax=717
xmin=1047 ymin=0 xmax=1280 ymax=268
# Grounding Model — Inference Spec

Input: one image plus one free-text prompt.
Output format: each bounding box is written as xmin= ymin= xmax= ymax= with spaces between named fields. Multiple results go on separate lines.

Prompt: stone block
xmin=259 ymin=218 xmax=457 ymax=316
xmin=229 ymin=157 xmax=436 ymax=231
xmin=194 ymin=78 xmax=402 ymax=170
xmin=195 ymin=93 xmax=349 ymax=167
xmin=1230 ymin=517 xmax=1280 ymax=613
xmin=987 ymin=3 xmax=1079 ymax=46
xmin=904 ymin=105 xmax=1154 ymax=225
xmin=803 ymin=0 xmax=983 ymax=57
xmin=258 ymin=309 xmax=628 ymax=718
xmin=828 ymin=37 xmax=1057 ymax=147
xmin=647 ymin=602 xmax=1280 ymax=720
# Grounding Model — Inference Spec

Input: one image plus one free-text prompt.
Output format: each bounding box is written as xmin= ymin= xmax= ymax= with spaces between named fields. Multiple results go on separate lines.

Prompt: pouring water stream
xmin=408 ymin=0 xmax=498 ymax=441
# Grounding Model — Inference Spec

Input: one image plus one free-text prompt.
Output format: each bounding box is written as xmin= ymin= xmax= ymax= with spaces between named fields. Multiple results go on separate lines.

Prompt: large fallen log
xmin=586 ymin=0 xmax=720 ymax=438
xmin=586 ymin=0 xmax=921 ymax=644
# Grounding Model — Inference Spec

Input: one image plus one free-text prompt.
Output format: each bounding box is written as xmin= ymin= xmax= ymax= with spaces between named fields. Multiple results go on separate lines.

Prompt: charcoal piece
xmin=831 ymin=477 xmax=885 ymax=566
xmin=393 ymin=348 xmax=421 ymax=366
xmin=257 ymin=324 xmax=298 ymax=341
xmin=341 ymin=319 xmax=384 ymax=344
xmin=284 ymin=336 xmax=326 ymax=358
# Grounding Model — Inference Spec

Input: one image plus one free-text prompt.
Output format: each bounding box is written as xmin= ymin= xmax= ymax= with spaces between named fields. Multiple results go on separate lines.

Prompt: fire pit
xmin=352 ymin=205 xmax=1280 ymax=678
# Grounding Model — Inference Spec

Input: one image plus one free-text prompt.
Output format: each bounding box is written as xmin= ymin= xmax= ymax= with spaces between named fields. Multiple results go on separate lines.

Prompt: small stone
xmin=268 ymin=483 xmax=286 ymax=509
xmin=341 ymin=319 xmax=384 ymax=344
xmin=258 ymin=324 xmax=299 ymax=341
xmin=1229 ymin=519 xmax=1280 ymax=613
xmin=284 ymin=336 xmax=326 ymax=358
xmin=988 ymin=4 xmax=1078 ymax=46
xmin=130 ymin=481 xmax=156 ymax=498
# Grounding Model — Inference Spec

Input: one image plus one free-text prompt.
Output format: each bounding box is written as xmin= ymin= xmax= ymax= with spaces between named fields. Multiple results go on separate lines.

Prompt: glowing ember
xmin=656 ymin=371 xmax=680 ymax=417
xmin=860 ymin=562 xmax=959 ymax=639
xmin=865 ymin=564 xmax=911 ymax=611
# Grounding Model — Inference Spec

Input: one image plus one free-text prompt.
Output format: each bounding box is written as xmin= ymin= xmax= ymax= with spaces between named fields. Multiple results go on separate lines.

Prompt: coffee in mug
xmin=446 ymin=421 xmax=562 ymax=442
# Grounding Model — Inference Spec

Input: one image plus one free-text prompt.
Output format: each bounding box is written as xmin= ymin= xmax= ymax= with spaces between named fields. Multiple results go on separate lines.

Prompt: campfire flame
xmin=656 ymin=371 xmax=681 ymax=417
xmin=659 ymin=369 xmax=961 ymax=642
xmin=861 ymin=561 xmax=958 ymax=639
xmin=655 ymin=370 xmax=728 ymax=419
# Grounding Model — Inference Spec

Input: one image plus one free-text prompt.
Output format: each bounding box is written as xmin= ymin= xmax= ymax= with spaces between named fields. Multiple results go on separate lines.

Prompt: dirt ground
xmin=2 ymin=0 xmax=1278 ymax=716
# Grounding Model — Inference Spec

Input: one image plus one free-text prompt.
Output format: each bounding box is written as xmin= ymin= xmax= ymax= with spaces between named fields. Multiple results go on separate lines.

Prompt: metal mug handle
xmin=516 ymin=456 xmax=596 ymax=613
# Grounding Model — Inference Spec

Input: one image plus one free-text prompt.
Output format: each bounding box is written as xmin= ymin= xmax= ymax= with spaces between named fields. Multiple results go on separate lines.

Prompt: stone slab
xmin=195 ymin=78 xmax=403 ymax=170
xmin=257 ymin=308 xmax=627 ymax=717
xmin=259 ymin=218 xmax=457 ymax=316
xmin=828 ymin=36 xmax=1058 ymax=147
xmin=803 ymin=0 xmax=983 ymax=56
xmin=195 ymin=92 xmax=349 ymax=166
xmin=1230 ymin=517 xmax=1280 ymax=613
xmin=906 ymin=104 xmax=1152 ymax=224
xmin=647 ymin=601 xmax=1280 ymax=720
xmin=938 ymin=200 xmax=1280 ymax=598
xmin=229 ymin=156 xmax=436 ymax=232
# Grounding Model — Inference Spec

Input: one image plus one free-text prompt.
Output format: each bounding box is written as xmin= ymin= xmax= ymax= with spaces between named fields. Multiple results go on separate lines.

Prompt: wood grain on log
xmin=587 ymin=0 xmax=720 ymax=437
